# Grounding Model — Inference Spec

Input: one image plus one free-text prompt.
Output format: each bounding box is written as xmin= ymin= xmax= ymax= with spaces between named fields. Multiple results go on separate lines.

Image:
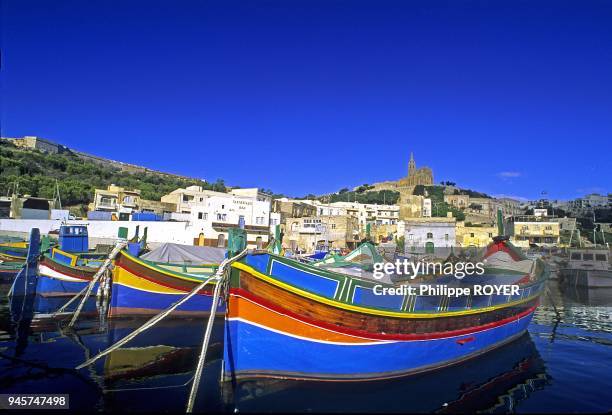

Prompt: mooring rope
xmin=51 ymin=284 xmax=90 ymax=317
xmin=186 ymin=269 xmax=225 ymax=412
xmin=67 ymin=241 xmax=127 ymax=328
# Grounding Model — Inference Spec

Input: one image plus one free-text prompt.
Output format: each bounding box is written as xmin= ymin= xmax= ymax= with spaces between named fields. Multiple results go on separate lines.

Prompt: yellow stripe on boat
xmin=121 ymin=250 xmax=217 ymax=283
xmin=113 ymin=266 xmax=188 ymax=294
xmin=231 ymin=261 xmax=538 ymax=319
xmin=0 ymin=241 xmax=28 ymax=248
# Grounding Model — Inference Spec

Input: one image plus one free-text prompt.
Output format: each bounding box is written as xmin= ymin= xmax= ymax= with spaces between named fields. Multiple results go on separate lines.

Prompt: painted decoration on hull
xmin=222 ymin=240 xmax=548 ymax=382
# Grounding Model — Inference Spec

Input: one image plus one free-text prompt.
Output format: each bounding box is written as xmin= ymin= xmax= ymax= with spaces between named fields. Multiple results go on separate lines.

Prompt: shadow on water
xmin=0 ymin=279 xmax=611 ymax=412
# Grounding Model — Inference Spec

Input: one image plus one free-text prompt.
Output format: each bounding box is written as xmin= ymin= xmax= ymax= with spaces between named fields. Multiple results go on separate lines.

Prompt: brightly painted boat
xmin=0 ymin=261 xmax=24 ymax=281
xmin=222 ymin=238 xmax=548 ymax=381
xmin=31 ymin=248 xmax=105 ymax=314
xmin=109 ymin=250 xmax=219 ymax=317
xmin=37 ymin=247 xmax=108 ymax=293
xmin=0 ymin=242 xmax=28 ymax=262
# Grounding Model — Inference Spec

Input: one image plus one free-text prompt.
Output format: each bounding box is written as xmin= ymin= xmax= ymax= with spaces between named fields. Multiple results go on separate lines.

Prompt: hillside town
xmin=1 ymin=135 xmax=610 ymax=254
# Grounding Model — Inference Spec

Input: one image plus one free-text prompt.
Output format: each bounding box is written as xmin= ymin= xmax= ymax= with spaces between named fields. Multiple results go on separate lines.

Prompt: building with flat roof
xmin=506 ymin=215 xmax=560 ymax=247
xmin=404 ymin=216 xmax=456 ymax=258
xmin=283 ymin=215 xmax=360 ymax=252
xmin=2 ymin=136 xmax=67 ymax=154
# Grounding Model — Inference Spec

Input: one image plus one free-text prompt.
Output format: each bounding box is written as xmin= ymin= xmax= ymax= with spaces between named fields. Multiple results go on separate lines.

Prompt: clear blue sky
xmin=2 ymin=0 xmax=611 ymax=200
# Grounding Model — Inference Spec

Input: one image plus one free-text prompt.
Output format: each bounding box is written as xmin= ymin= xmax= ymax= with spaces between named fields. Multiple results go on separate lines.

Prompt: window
xmin=198 ymin=212 xmax=203 ymax=219
xmin=256 ymin=236 xmax=263 ymax=249
xmin=470 ymin=233 xmax=474 ymax=238
xmin=445 ymin=234 xmax=449 ymax=240
xmin=595 ymin=254 xmax=607 ymax=261
xmin=571 ymin=253 xmax=581 ymax=260
xmin=582 ymin=254 xmax=594 ymax=261
xmin=217 ymin=213 xmax=226 ymax=221
xmin=427 ymin=232 xmax=433 ymax=239
xmin=331 ymin=224 xmax=336 ymax=229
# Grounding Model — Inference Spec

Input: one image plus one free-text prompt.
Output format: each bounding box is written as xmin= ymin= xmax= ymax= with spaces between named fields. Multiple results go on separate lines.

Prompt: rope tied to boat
xmin=75 ymin=248 xmax=249 ymax=374
xmin=66 ymin=240 xmax=127 ymax=327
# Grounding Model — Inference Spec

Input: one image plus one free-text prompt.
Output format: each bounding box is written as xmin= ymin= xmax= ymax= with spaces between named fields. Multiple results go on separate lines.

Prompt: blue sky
xmin=2 ymin=0 xmax=611 ymax=200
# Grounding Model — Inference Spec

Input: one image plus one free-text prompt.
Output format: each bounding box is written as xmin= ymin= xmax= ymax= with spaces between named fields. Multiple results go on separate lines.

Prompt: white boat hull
xmin=560 ymin=269 xmax=612 ymax=288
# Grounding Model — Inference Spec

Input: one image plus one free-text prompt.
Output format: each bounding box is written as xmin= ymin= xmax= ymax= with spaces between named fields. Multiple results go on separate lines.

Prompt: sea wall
xmin=0 ymin=219 xmax=193 ymax=248
xmin=0 ymin=218 xmax=268 ymax=249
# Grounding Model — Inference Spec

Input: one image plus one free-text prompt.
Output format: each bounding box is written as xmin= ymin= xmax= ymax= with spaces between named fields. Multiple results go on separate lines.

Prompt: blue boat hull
xmin=223 ymin=307 xmax=535 ymax=381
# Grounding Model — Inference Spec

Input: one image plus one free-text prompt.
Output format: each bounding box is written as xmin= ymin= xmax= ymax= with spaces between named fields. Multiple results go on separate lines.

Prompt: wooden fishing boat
xmin=37 ymin=248 xmax=102 ymax=294
xmin=109 ymin=250 xmax=219 ymax=317
xmin=559 ymin=248 xmax=612 ymax=288
xmin=34 ymin=225 xmax=144 ymax=297
xmin=0 ymin=241 xmax=28 ymax=262
xmin=221 ymin=237 xmax=548 ymax=381
xmin=0 ymin=260 xmax=23 ymax=280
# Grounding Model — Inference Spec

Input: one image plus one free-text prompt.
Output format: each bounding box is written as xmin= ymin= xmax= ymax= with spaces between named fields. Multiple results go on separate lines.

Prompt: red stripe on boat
xmin=230 ymin=287 xmax=538 ymax=342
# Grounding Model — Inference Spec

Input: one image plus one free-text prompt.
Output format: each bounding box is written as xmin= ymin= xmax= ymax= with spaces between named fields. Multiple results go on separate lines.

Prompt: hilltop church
xmin=371 ymin=153 xmax=434 ymax=193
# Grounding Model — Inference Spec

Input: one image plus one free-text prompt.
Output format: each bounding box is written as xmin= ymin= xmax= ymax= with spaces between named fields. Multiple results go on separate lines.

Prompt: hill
xmin=0 ymin=140 xmax=226 ymax=213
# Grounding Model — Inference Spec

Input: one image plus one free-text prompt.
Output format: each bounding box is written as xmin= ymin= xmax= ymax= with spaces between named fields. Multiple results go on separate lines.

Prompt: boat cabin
xmin=58 ymin=225 xmax=89 ymax=253
xmin=568 ymin=248 xmax=610 ymax=271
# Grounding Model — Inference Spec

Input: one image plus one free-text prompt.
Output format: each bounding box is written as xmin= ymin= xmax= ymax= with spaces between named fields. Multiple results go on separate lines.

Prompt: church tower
xmin=408 ymin=152 xmax=416 ymax=177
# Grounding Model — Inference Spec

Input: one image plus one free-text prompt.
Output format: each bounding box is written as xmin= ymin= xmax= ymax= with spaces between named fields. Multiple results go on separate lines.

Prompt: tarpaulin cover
xmin=141 ymin=243 xmax=226 ymax=264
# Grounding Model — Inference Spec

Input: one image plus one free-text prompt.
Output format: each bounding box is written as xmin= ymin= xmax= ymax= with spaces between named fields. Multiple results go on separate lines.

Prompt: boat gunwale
xmin=117 ymin=249 xmax=219 ymax=284
xmin=231 ymin=257 xmax=547 ymax=319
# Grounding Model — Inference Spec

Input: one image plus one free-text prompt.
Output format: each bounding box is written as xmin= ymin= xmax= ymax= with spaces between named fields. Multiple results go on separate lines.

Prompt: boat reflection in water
xmin=1 ymin=303 xmax=227 ymax=412
xmin=228 ymin=333 xmax=549 ymax=413
xmin=2 ymin=279 xmax=550 ymax=413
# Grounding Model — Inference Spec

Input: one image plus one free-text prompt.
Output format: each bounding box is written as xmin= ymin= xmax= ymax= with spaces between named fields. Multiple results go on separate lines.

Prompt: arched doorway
xmin=425 ymin=242 xmax=435 ymax=254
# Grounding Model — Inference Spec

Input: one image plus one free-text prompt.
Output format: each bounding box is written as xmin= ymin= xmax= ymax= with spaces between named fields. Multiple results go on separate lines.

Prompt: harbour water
xmin=0 ymin=281 xmax=610 ymax=413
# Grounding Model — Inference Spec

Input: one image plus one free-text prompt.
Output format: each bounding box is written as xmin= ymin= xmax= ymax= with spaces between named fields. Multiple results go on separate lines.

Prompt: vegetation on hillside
xmin=298 ymin=184 xmax=400 ymax=205
xmin=413 ymin=185 xmax=466 ymax=221
xmin=0 ymin=140 xmax=226 ymax=207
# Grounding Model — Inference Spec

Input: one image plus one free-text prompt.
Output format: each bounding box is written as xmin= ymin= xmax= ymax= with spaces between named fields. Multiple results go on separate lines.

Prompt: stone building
xmin=455 ymin=222 xmax=496 ymax=247
xmin=370 ymin=153 xmax=434 ymax=193
xmin=272 ymin=198 xmax=317 ymax=223
xmin=507 ymin=215 xmax=560 ymax=247
xmin=283 ymin=215 xmax=360 ymax=252
xmin=444 ymin=194 xmax=470 ymax=210
xmin=89 ymin=184 xmax=142 ymax=220
xmin=3 ymin=136 xmax=66 ymax=154
xmin=398 ymin=194 xmax=426 ymax=220
xmin=138 ymin=199 xmax=177 ymax=216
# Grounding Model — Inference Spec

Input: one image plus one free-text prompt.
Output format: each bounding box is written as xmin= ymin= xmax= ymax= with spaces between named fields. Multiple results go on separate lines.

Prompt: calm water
xmin=0 ymin=281 xmax=611 ymax=413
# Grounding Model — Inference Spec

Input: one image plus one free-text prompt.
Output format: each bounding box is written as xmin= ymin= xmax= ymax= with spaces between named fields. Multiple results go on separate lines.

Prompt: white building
xmin=161 ymin=186 xmax=271 ymax=248
xmin=404 ymin=217 xmax=456 ymax=258
xmin=422 ymin=198 xmax=432 ymax=218
xmin=301 ymin=200 xmax=400 ymax=230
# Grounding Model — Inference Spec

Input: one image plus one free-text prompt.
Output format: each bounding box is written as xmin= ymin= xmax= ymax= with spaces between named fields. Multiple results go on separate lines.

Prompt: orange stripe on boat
xmin=228 ymin=295 xmax=383 ymax=344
